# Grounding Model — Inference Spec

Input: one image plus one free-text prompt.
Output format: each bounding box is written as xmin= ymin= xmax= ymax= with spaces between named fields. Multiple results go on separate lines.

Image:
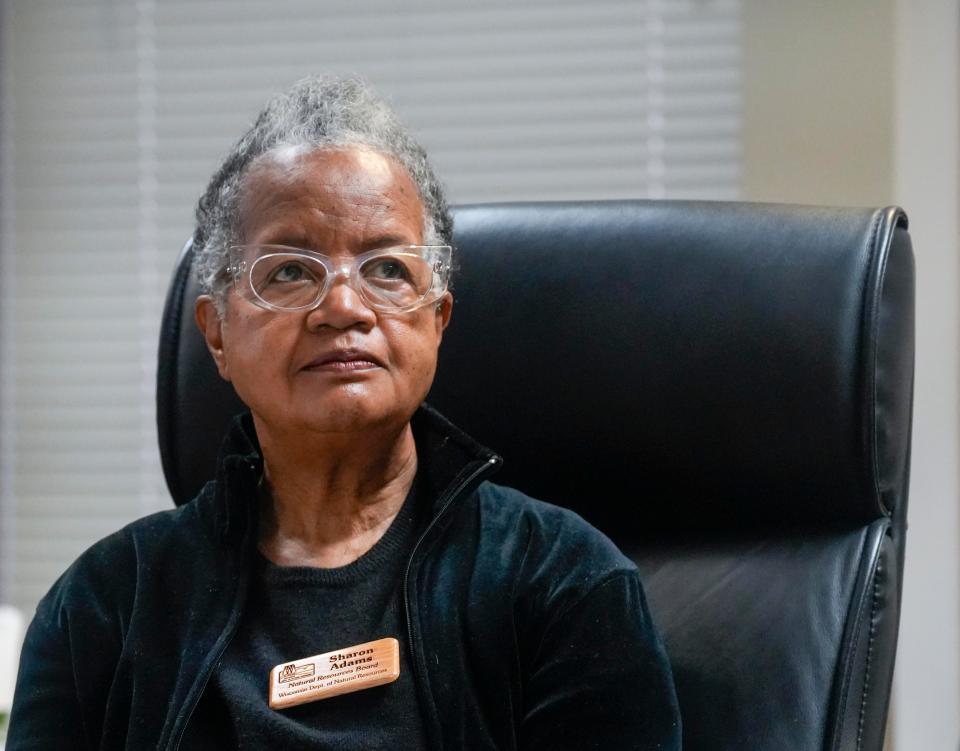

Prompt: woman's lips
xmin=305 ymin=359 xmax=380 ymax=371
xmin=302 ymin=350 xmax=383 ymax=372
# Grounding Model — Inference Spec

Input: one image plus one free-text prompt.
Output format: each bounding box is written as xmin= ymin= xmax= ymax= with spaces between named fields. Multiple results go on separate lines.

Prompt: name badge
xmin=269 ymin=637 xmax=400 ymax=709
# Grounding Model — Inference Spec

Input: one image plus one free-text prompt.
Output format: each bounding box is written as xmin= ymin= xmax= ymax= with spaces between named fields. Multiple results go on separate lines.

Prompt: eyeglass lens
xmin=248 ymin=251 xmax=436 ymax=310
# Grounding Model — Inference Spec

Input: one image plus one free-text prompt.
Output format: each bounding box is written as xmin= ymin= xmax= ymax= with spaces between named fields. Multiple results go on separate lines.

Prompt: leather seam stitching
xmin=828 ymin=528 xmax=876 ymax=751
xmin=856 ymin=556 xmax=882 ymax=751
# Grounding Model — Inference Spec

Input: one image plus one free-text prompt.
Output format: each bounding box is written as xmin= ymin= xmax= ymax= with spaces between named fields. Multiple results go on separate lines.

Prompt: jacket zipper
xmin=168 ymin=583 xmax=247 ymax=751
xmin=402 ymin=455 xmax=500 ymax=746
xmin=169 ymin=465 xmax=259 ymax=751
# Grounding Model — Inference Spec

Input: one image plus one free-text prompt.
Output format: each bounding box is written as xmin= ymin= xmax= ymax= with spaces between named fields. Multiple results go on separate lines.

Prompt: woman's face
xmin=196 ymin=146 xmax=453 ymax=437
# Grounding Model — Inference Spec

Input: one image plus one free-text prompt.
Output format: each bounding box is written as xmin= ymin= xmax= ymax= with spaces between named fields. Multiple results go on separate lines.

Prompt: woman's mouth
xmin=302 ymin=349 xmax=383 ymax=371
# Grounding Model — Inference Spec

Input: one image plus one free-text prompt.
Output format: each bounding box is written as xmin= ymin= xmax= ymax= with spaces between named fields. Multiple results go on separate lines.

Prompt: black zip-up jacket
xmin=8 ymin=405 xmax=681 ymax=750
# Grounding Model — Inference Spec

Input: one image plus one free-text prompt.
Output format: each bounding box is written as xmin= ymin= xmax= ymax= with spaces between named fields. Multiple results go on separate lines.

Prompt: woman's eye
xmin=271 ymin=262 xmax=309 ymax=283
xmin=367 ymin=259 xmax=409 ymax=281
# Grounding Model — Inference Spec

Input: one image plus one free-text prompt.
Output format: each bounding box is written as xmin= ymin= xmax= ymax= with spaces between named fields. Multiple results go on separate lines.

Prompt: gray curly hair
xmin=192 ymin=75 xmax=452 ymax=310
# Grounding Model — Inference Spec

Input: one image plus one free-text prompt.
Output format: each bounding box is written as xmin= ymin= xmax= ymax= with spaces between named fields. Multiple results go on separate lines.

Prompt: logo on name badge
xmin=279 ymin=662 xmax=315 ymax=683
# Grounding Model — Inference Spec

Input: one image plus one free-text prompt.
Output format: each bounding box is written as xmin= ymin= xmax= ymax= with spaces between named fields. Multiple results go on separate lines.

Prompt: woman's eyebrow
xmin=253 ymin=227 xmax=310 ymax=247
xmin=359 ymin=233 xmax=411 ymax=251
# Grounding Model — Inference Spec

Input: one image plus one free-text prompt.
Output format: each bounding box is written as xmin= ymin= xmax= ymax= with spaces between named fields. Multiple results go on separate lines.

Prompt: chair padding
xmin=428 ymin=202 xmax=913 ymax=532
xmin=632 ymin=520 xmax=895 ymax=751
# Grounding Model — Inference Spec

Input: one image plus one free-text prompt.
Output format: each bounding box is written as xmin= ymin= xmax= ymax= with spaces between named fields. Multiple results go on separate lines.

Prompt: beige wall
xmin=742 ymin=2 xmax=960 ymax=749
xmin=742 ymin=0 xmax=894 ymax=206
xmin=891 ymin=2 xmax=960 ymax=748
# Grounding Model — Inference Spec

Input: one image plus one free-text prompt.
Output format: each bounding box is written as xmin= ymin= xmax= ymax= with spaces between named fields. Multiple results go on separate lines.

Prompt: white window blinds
xmin=0 ymin=0 xmax=741 ymax=613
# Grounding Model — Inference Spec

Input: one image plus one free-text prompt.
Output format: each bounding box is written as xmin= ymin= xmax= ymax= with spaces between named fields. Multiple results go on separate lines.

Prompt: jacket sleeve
xmin=6 ymin=604 xmax=90 ymax=751
xmin=5 ymin=527 xmax=132 ymax=751
xmin=518 ymin=570 xmax=682 ymax=751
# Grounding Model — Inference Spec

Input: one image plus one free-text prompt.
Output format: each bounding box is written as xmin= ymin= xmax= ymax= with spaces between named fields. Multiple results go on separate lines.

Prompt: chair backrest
xmin=157 ymin=200 xmax=915 ymax=751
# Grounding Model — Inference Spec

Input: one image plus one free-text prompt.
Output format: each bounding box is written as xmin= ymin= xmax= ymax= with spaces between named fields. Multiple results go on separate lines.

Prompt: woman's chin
xmin=280 ymin=394 xmax=409 ymax=436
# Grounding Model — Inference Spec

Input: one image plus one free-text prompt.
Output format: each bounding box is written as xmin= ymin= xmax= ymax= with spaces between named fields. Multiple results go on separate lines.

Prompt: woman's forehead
xmin=238 ymin=146 xmax=425 ymax=246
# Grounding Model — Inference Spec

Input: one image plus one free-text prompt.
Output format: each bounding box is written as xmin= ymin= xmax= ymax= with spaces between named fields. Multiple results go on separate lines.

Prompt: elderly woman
xmin=8 ymin=77 xmax=680 ymax=750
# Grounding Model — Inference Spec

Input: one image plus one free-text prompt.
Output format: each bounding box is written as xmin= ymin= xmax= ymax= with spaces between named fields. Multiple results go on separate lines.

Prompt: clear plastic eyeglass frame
xmin=227 ymin=243 xmax=453 ymax=314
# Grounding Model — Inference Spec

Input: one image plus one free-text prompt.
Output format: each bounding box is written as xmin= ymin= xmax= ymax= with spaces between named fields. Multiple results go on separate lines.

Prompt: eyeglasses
xmin=227 ymin=244 xmax=452 ymax=314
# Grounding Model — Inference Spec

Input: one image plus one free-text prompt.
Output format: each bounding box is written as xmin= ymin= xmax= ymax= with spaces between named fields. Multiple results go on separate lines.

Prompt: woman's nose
xmin=305 ymin=274 xmax=377 ymax=331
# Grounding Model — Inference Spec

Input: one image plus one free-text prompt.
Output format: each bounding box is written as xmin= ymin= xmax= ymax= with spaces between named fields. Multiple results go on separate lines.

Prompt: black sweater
xmin=183 ymin=473 xmax=429 ymax=749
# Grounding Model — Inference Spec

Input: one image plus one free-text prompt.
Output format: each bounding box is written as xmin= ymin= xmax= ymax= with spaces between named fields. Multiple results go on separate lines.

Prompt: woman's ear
xmin=195 ymin=295 xmax=231 ymax=382
xmin=435 ymin=291 xmax=453 ymax=340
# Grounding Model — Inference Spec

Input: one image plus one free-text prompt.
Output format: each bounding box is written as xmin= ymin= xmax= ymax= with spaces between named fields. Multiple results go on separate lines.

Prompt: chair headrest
xmin=157 ymin=201 xmax=914 ymax=532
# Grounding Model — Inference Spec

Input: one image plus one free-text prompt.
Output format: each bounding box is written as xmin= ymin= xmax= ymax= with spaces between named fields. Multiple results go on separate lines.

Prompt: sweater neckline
xmin=252 ymin=470 xmax=426 ymax=587
xmin=207 ymin=403 xmax=503 ymax=545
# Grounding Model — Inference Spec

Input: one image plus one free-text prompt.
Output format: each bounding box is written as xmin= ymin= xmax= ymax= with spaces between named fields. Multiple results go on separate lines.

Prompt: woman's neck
xmin=253 ymin=417 xmax=418 ymax=568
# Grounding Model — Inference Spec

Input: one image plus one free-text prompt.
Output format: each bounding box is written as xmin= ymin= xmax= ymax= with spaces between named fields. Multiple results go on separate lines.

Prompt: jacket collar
xmin=200 ymin=403 xmax=502 ymax=544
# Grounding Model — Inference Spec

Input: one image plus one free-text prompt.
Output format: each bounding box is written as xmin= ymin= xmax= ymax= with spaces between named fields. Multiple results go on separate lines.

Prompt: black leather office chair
xmin=158 ymin=200 xmax=914 ymax=751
